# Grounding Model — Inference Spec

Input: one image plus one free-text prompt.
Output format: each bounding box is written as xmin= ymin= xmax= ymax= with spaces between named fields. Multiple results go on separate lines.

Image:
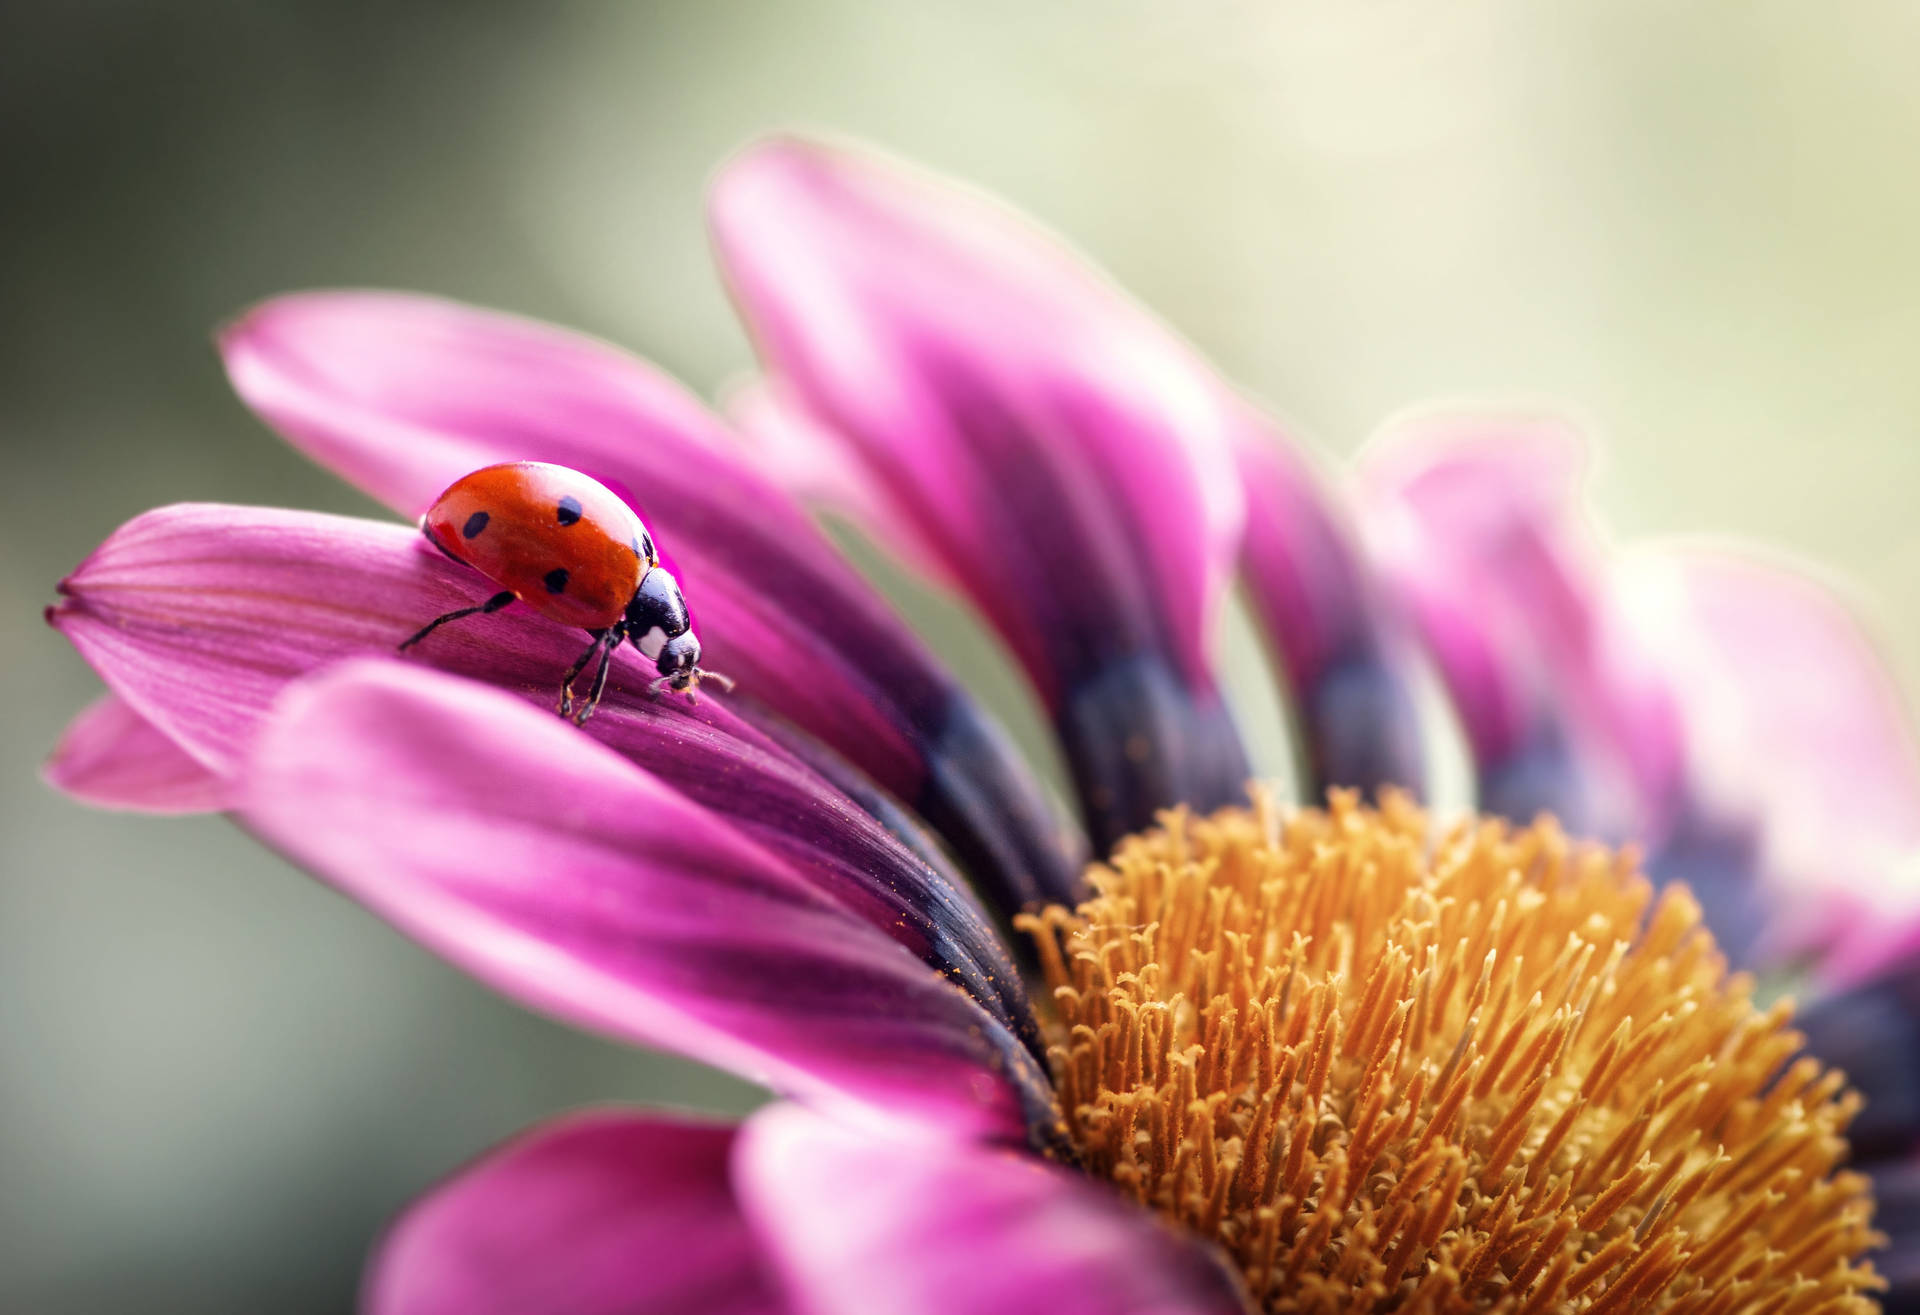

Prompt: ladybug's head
xmin=623 ymin=568 xmax=733 ymax=700
xmin=657 ymin=631 xmax=702 ymax=689
xmin=655 ymin=631 xmax=735 ymax=700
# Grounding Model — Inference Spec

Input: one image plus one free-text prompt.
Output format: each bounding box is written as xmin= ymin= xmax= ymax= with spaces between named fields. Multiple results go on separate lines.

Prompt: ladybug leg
xmin=398 ymin=591 xmax=516 ymax=651
xmin=571 ymin=633 xmax=621 ymax=726
xmin=556 ymin=629 xmax=612 ymax=722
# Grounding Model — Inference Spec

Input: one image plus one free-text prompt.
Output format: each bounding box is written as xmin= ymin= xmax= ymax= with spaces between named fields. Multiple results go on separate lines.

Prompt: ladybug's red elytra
xmin=401 ymin=461 xmax=731 ymax=724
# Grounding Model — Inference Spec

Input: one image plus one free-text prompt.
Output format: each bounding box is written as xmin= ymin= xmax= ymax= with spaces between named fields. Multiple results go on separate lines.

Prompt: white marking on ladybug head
xmin=635 ymin=626 xmax=668 ymax=660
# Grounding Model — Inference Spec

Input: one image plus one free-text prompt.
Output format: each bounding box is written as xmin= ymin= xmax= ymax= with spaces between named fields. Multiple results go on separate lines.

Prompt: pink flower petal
xmin=1235 ymin=416 xmax=1424 ymax=796
xmin=709 ymin=137 xmax=1249 ymax=846
xmin=366 ymin=1109 xmax=787 ymax=1315
xmin=1616 ymin=545 xmax=1920 ymax=983
xmin=48 ymin=504 xmax=1041 ymax=1045
xmin=1360 ymin=415 xmax=1920 ymax=979
xmin=51 ymin=504 xmax=432 ymax=776
xmin=42 ymin=693 xmax=227 ymax=813
xmin=736 ymin=1103 xmax=1247 ymax=1315
xmin=1357 ymin=413 xmax=1685 ymax=841
xmin=241 ymin=661 xmax=1049 ymax=1142
xmin=726 ymin=375 xmax=958 ymax=593
xmin=221 ymin=289 xmax=1081 ymax=915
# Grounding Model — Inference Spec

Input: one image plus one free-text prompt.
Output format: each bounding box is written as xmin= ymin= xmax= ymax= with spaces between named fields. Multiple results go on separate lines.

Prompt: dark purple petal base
xmin=1058 ymin=653 xmax=1249 ymax=851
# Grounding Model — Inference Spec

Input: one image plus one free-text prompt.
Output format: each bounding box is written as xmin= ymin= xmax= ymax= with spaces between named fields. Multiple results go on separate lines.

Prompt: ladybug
xmin=399 ymin=461 xmax=730 ymax=724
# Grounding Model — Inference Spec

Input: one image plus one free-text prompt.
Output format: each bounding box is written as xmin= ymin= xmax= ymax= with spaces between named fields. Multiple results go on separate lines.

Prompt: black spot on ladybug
xmin=462 ymin=511 xmax=490 ymax=539
xmin=556 ymin=496 xmax=583 ymax=526
xmin=543 ymin=568 xmax=570 ymax=594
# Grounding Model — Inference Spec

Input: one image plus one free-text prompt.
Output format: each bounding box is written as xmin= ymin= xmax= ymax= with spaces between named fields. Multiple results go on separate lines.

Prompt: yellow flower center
xmin=1018 ymin=790 xmax=1884 ymax=1314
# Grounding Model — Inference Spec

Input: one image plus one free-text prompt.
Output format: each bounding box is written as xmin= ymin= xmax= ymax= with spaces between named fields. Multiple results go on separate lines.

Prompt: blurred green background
xmin=5 ymin=3 xmax=1918 ymax=1311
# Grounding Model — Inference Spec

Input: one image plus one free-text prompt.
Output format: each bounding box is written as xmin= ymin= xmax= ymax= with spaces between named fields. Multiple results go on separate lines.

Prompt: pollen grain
xmin=1018 ymin=790 xmax=1883 ymax=1314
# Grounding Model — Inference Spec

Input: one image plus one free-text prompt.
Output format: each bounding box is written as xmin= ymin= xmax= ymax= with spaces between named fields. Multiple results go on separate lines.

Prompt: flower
xmin=44 ymin=136 xmax=1920 ymax=1313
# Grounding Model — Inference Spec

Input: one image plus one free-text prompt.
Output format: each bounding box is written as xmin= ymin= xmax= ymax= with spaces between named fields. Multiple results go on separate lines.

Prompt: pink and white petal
xmin=48 ymin=505 xmax=1040 ymax=1046
xmin=710 ymin=137 xmax=1249 ymax=847
xmin=222 ymin=290 xmax=1082 ymax=916
xmin=1234 ymin=416 xmax=1424 ymax=797
xmin=223 ymin=290 xmax=731 ymax=520
xmin=241 ymin=661 xmax=1051 ymax=1142
xmin=736 ymin=1103 xmax=1249 ymax=1315
xmin=1615 ymin=544 xmax=1920 ymax=983
xmin=1356 ymin=412 xmax=1685 ymax=841
xmin=50 ymin=505 xmax=443 ymax=777
xmin=725 ymin=375 xmax=958 ymax=592
xmin=366 ymin=1110 xmax=788 ymax=1315
xmin=43 ymin=692 xmax=227 ymax=813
